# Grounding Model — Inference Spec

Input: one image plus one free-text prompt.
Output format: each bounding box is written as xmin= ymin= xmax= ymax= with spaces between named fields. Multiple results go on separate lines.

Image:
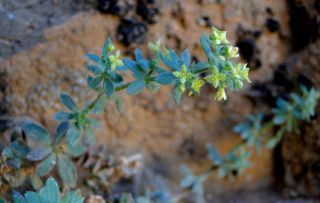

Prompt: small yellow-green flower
xmin=222 ymin=46 xmax=239 ymax=58
xmin=190 ymin=78 xmax=205 ymax=95
xmin=209 ymin=27 xmax=229 ymax=46
xmin=205 ymin=65 xmax=223 ymax=88
xmin=234 ymin=64 xmax=250 ymax=83
xmin=148 ymin=39 xmax=161 ymax=53
xmin=109 ymin=50 xmax=123 ymax=71
xmin=215 ymin=87 xmax=227 ymax=101
xmin=173 ymin=64 xmax=193 ymax=85
xmin=178 ymin=83 xmax=186 ymax=92
xmin=106 ymin=43 xmax=115 ymax=53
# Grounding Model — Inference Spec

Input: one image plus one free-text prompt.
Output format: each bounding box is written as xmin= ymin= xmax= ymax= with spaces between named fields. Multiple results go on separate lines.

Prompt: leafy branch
xmin=180 ymin=86 xmax=319 ymax=203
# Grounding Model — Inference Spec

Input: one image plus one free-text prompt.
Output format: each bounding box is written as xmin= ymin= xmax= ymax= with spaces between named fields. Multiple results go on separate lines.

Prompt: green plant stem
xmin=193 ymin=67 xmax=210 ymax=74
xmin=115 ymin=82 xmax=132 ymax=91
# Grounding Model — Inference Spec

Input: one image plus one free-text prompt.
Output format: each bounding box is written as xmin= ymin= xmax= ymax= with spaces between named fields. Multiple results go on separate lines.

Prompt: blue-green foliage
xmin=12 ymin=177 xmax=84 ymax=203
xmin=1 ymin=27 xmax=251 ymax=201
xmin=180 ymin=86 xmax=318 ymax=203
xmin=233 ymin=113 xmax=264 ymax=152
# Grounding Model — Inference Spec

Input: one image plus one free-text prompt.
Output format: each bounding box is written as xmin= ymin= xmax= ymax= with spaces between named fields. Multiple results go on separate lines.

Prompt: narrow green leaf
xmin=181 ymin=49 xmax=191 ymax=67
xmin=103 ymin=80 xmax=114 ymax=97
xmin=26 ymin=148 xmax=52 ymax=161
xmin=266 ymin=128 xmax=285 ymax=149
xmin=134 ymin=49 xmax=144 ymax=62
xmin=25 ymin=192 xmax=41 ymax=203
xmin=110 ymin=73 xmax=123 ymax=83
xmin=146 ymin=81 xmax=160 ymax=93
xmin=53 ymin=112 xmax=72 ymax=121
xmin=87 ymin=76 xmax=103 ymax=90
xmin=87 ymin=65 xmax=102 ymax=75
xmin=160 ymin=53 xmax=179 ymax=71
xmin=206 ymin=144 xmax=222 ymax=165
xmin=2 ymin=147 xmax=14 ymax=158
xmin=272 ymin=115 xmax=286 ymax=125
xmin=57 ymin=154 xmax=77 ymax=188
xmin=66 ymin=125 xmax=81 ymax=147
xmin=61 ymin=191 xmax=84 ymax=203
xmin=200 ymin=34 xmax=212 ymax=57
xmin=93 ymin=94 xmax=107 ymax=114
xmin=102 ymin=38 xmax=112 ymax=57
xmin=28 ymin=175 xmax=43 ymax=191
xmin=127 ymin=80 xmax=146 ymax=95
xmin=55 ymin=121 xmax=69 ymax=145
xmin=86 ymin=53 xmax=100 ymax=63
xmin=138 ymin=59 xmax=150 ymax=72
xmin=39 ymin=177 xmax=60 ymax=203
xmin=11 ymin=141 xmax=30 ymax=158
xmin=23 ymin=123 xmax=51 ymax=145
xmin=173 ymin=86 xmax=183 ymax=104
xmin=156 ymin=72 xmax=177 ymax=85
xmin=36 ymin=153 xmax=56 ymax=177
xmin=60 ymin=94 xmax=77 ymax=112
xmin=84 ymin=126 xmax=95 ymax=146
xmin=67 ymin=142 xmax=86 ymax=158
xmin=114 ymin=95 xmax=124 ymax=113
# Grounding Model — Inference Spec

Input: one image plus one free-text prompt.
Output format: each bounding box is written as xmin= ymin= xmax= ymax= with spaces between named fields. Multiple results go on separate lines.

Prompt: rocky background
xmin=0 ymin=0 xmax=319 ymax=202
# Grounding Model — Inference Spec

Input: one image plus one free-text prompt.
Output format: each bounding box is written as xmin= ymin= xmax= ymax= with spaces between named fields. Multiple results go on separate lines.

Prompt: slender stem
xmin=115 ymin=82 xmax=132 ymax=91
xmin=86 ymin=92 xmax=104 ymax=112
xmin=193 ymin=67 xmax=210 ymax=74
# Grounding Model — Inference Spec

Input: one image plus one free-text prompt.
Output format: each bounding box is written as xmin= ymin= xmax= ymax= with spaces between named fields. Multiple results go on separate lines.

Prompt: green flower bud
xmin=109 ymin=50 xmax=123 ymax=71
xmin=148 ymin=40 xmax=161 ymax=53
xmin=106 ymin=43 xmax=115 ymax=52
xmin=219 ymin=46 xmax=239 ymax=58
xmin=215 ymin=87 xmax=227 ymax=101
xmin=234 ymin=79 xmax=243 ymax=89
xmin=179 ymin=83 xmax=186 ymax=92
xmin=209 ymin=27 xmax=230 ymax=47
xmin=191 ymin=79 xmax=204 ymax=94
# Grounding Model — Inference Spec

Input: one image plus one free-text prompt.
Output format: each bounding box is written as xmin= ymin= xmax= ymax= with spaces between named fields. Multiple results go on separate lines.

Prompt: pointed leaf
xmin=156 ymin=72 xmax=177 ymax=85
xmin=55 ymin=121 xmax=69 ymax=145
xmin=160 ymin=53 xmax=179 ymax=71
xmin=87 ymin=76 xmax=103 ymax=90
xmin=93 ymin=94 xmax=107 ymax=114
xmin=86 ymin=53 xmax=100 ymax=63
xmin=53 ymin=112 xmax=72 ymax=121
xmin=206 ymin=144 xmax=222 ymax=165
xmin=36 ymin=153 xmax=56 ymax=177
xmin=103 ymin=80 xmax=114 ymax=96
xmin=11 ymin=141 xmax=30 ymax=158
xmin=127 ymin=80 xmax=146 ymax=95
xmin=135 ymin=49 xmax=144 ymax=62
xmin=67 ymin=142 xmax=86 ymax=158
xmin=39 ymin=177 xmax=60 ymax=203
xmin=61 ymin=191 xmax=84 ymax=203
xmin=57 ymin=154 xmax=77 ymax=188
xmin=200 ymin=34 xmax=212 ymax=57
xmin=181 ymin=49 xmax=191 ymax=67
xmin=27 ymin=148 xmax=52 ymax=161
xmin=60 ymin=94 xmax=77 ymax=112
xmin=25 ymin=192 xmax=41 ymax=203
xmin=87 ymin=65 xmax=102 ymax=75
xmin=66 ymin=125 xmax=81 ymax=147
xmin=23 ymin=123 xmax=51 ymax=145
xmin=173 ymin=86 xmax=183 ymax=104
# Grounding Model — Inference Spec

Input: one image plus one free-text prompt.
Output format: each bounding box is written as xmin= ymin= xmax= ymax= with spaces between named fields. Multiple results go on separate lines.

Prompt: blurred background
xmin=0 ymin=0 xmax=319 ymax=202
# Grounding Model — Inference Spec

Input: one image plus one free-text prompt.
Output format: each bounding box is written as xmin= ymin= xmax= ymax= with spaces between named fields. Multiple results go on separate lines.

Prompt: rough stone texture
xmin=279 ymin=39 xmax=320 ymax=198
xmin=1 ymin=0 xmax=318 ymax=201
xmin=0 ymin=0 xmax=95 ymax=58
